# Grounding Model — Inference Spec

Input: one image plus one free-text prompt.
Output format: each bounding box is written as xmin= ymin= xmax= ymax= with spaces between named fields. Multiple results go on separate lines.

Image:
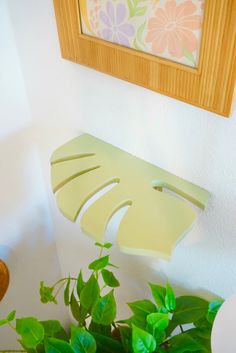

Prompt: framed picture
xmin=53 ymin=0 xmax=236 ymax=117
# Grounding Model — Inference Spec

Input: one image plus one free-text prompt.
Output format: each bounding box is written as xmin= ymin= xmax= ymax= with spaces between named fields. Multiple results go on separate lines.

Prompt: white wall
xmin=5 ymin=0 xmax=236 ymax=330
xmin=0 ymin=0 xmax=69 ymax=347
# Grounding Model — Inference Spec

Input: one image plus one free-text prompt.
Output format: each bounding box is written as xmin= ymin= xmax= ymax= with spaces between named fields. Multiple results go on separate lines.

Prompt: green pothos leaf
xmin=168 ymin=333 xmax=204 ymax=353
xmin=40 ymin=281 xmax=57 ymax=304
xmin=165 ymin=282 xmax=176 ymax=312
xmin=40 ymin=320 xmax=68 ymax=341
xmin=89 ymin=255 xmax=109 ymax=271
xmin=132 ymin=324 xmax=156 ymax=353
xmin=80 ymin=274 xmax=100 ymax=310
xmin=16 ymin=318 xmax=44 ymax=349
xmin=0 ymin=310 xmax=16 ymax=327
xmin=70 ymin=291 xmax=81 ymax=322
xmin=77 ymin=270 xmax=85 ymax=297
xmin=146 ymin=312 xmax=169 ymax=332
xmin=119 ymin=326 xmax=132 ymax=353
xmin=0 ymin=319 xmax=8 ymax=327
xmin=102 ymin=269 xmax=120 ymax=287
xmin=71 ymin=325 xmax=97 ymax=353
xmin=207 ymin=299 xmax=224 ymax=324
xmin=128 ymin=300 xmax=156 ymax=319
xmin=7 ymin=310 xmax=16 ymax=322
xmin=45 ymin=337 xmax=74 ymax=353
xmin=91 ymin=290 xmax=116 ymax=325
xmin=64 ymin=277 xmax=70 ymax=306
xmin=149 ymin=283 xmax=166 ymax=308
xmin=89 ymin=331 xmax=125 ymax=353
xmin=95 ymin=242 xmax=113 ymax=249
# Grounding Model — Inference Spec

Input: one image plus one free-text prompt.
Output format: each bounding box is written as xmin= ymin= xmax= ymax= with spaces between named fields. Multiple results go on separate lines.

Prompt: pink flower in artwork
xmin=100 ymin=1 xmax=135 ymax=47
xmin=145 ymin=0 xmax=202 ymax=58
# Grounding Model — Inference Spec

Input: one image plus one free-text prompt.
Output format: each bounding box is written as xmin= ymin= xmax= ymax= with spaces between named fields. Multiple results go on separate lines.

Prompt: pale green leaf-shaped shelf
xmin=51 ymin=134 xmax=210 ymax=259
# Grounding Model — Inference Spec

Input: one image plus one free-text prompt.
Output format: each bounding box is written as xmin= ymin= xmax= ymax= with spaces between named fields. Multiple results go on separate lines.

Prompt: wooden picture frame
xmin=53 ymin=0 xmax=236 ymax=117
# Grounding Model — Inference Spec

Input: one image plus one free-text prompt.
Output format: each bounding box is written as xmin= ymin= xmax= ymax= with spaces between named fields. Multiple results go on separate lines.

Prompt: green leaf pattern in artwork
xmin=133 ymin=21 xmax=146 ymax=51
xmin=127 ymin=0 xmax=148 ymax=18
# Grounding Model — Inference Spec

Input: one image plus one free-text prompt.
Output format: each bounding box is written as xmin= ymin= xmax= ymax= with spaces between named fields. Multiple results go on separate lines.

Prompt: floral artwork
xmin=80 ymin=0 xmax=205 ymax=67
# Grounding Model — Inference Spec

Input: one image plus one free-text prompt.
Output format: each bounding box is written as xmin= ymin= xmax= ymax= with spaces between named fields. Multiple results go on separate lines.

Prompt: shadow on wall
xmin=0 ymin=127 xmax=70 ymax=348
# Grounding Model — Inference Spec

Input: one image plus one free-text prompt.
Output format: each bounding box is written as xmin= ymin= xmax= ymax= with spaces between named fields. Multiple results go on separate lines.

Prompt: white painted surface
xmin=0 ymin=1 xmax=69 ymax=347
xmin=2 ymin=0 xmax=236 ymax=349
xmin=0 ymin=0 xmax=30 ymax=139
xmin=211 ymin=293 xmax=236 ymax=353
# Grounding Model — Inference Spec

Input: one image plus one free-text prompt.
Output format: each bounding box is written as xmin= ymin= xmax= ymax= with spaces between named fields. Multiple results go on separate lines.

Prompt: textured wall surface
xmin=4 ymin=0 xmax=236 ymax=331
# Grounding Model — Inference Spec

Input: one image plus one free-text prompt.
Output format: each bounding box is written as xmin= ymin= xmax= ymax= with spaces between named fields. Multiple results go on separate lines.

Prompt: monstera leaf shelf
xmin=51 ymin=134 xmax=210 ymax=259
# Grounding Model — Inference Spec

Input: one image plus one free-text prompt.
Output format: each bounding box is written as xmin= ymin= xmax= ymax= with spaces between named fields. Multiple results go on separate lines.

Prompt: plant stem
xmin=53 ymin=277 xmax=77 ymax=289
xmin=95 ymin=247 xmax=104 ymax=280
xmin=99 ymin=247 xmax=103 ymax=259
xmin=54 ymin=281 xmax=66 ymax=298
xmin=7 ymin=322 xmax=16 ymax=332
xmin=180 ymin=325 xmax=184 ymax=333
xmin=101 ymin=284 xmax=107 ymax=291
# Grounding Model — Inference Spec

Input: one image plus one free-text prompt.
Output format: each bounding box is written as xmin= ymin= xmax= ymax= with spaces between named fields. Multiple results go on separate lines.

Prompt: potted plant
xmin=0 ymin=243 xmax=223 ymax=353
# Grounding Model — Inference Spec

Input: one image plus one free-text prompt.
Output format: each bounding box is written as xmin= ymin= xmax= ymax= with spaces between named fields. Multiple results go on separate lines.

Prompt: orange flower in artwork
xmin=145 ymin=0 xmax=202 ymax=58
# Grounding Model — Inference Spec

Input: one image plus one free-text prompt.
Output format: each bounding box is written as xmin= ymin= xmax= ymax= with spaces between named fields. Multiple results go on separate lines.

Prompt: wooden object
xmin=53 ymin=0 xmax=236 ymax=117
xmin=80 ymin=1 xmax=204 ymax=68
xmin=0 ymin=260 xmax=9 ymax=301
xmin=51 ymin=134 xmax=210 ymax=259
